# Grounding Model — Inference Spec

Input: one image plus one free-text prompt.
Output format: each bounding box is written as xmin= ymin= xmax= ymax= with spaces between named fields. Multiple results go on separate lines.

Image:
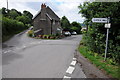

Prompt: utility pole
xmin=7 ymin=0 xmax=8 ymax=13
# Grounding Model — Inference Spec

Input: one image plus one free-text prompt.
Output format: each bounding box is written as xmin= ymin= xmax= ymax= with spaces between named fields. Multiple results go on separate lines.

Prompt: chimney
xmin=41 ymin=3 xmax=46 ymax=9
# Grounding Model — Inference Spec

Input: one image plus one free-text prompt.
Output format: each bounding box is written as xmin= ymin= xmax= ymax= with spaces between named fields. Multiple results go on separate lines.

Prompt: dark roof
xmin=33 ymin=6 xmax=60 ymax=21
xmin=46 ymin=6 xmax=60 ymax=21
xmin=32 ymin=11 xmax=41 ymax=20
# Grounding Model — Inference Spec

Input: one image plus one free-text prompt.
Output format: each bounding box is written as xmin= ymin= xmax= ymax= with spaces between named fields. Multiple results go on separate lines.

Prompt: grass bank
xmin=78 ymin=45 xmax=119 ymax=79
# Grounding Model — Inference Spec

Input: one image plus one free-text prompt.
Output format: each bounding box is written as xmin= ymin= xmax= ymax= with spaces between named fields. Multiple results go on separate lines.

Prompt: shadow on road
xmin=2 ymin=30 xmax=27 ymax=49
xmin=2 ymin=44 xmax=14 ymax=48
xmin=2 ymin=52 xmax=23 ymax=65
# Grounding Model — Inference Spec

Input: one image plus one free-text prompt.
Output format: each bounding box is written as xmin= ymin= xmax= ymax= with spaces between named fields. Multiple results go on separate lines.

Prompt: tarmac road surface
xmin=2 ymin=31 xmax=86 ymax=78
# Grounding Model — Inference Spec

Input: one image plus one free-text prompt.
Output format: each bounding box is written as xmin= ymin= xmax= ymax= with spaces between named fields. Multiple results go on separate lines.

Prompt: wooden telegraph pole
xmin=7 ymin=0 xmax=8 ymax=13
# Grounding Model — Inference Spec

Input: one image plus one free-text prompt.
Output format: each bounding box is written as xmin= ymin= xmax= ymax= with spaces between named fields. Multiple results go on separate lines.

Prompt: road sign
xmin=92 ymin=18 xmax=108 ymax=23
xmin=92 ymin=17 xmax=111 ymax=61
xmin=105 ymin=23 xmax=111 ymax=28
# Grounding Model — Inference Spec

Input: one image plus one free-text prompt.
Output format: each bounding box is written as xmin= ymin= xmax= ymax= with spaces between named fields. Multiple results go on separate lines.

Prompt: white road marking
xmin=23 ymin=46 xmax=26 ymax=47
xmin=70 ymin=61 xmax=76 ymax=66
xmin=73 ymin=58 xmax=77 ymax=61
xmin=63 ymin=57 xmax=77 ymax=78
xmin=63 ymin=76 xmax=71 ymax=78
xmin=7 ymin=50 xmax=12 ymax=52
xmin=3 ymin=50 xmax=12 ymax=53
xmin=23 ymin=46 xmax=26 ymax=48
xmin=3 ymin=51 xmax=8 ymax=53
xmin=66 ymin=66 xmax=75 ymax=74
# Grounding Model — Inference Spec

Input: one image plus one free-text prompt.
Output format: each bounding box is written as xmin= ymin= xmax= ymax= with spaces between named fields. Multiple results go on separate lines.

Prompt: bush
xmin=79 ymin=2 xmax=120 ymax=63
xmin=27 ymin=30 xmax=34 ymax=37
xmin=2 ymin=17 xmax=28 ymax=42
xmin=35 ymin=34 xmax=64 ymax=39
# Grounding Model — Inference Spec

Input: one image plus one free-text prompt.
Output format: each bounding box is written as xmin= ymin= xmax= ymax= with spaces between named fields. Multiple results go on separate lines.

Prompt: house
xmin=32 ymin=4 xmax=62 ymax=36
xmin=81 ymin=24 xmax=87 ymax=31
xmin=81 ymin=27 xmax=87 ymax=32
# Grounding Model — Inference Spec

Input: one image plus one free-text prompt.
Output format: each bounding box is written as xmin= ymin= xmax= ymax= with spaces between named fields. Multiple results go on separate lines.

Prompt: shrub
xmin=2 ymin=17 xmax=28 ymax=42
xmin=79 ymin=2 xmax=120 ymax=63
xmin=27 ymin=30 xmax=33 ymax=37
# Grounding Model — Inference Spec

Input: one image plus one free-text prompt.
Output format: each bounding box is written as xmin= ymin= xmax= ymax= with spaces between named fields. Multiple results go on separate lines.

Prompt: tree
xmin=2 ymin=8 xmax=33 ymax=42
xmin=71 ymin=21 xmax=82 ymax=34
xmin=1 ymin=7 xmax=6 ymax=14
xmin=1 ymin=7 xmax=7 ymax=17
xmin=2 ymin=17 xmax=26 ymax=39
xmin=78 ymin=2 xmax=120 ymax=62
xmin=23 ymin=10 xmax=33 ymax=20
xmin=70 ymin=26 xmax=78 ymax=31
xmin=9 ymin=10 xmax=19 ymax=19
xmin=16 ymin=16 xmax=31 ymax=24
xmin=61 ymin=16 xmax=71 ymax=31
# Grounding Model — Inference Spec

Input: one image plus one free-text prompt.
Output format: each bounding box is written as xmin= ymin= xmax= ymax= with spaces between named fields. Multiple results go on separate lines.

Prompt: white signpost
xmin=92 ymin=17 xmax=110 ymax=61
xmin=92 ymin=18 xmax=108 ymax=23
xmin=105 ymin=23 xmax=111 ymax=28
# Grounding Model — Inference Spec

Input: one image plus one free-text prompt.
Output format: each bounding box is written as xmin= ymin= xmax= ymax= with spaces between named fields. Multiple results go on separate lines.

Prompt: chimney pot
xmin=41 ymin=3 xmax=46 ymax=9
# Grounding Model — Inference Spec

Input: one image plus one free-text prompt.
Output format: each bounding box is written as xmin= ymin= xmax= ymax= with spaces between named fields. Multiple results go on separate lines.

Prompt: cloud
xmin=55 ymin=0 xmax=87 ymax=3
xmin=0 ymin=0 xmax=53 ymax=2
xmin=0 ymin=0 xmax=89 ymax=2
xmin=0 ymin=0 xmax=85 ymax=23
xmin=0 ymin=1 xmax=38 ymax=16
xmin=48 ymin=2 xmax=85 ymax=23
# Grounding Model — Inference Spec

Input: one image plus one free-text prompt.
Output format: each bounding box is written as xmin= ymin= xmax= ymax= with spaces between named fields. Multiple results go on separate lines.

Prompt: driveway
xmin=2 ymin=31 xmax=86 ymax=78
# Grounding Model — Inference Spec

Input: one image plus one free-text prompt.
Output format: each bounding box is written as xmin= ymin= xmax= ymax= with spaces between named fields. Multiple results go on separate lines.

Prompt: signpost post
xmin=104 ymin=17 xmax=110 ymax=61
xmin=92 ymin=17 xmax=111 ymax=61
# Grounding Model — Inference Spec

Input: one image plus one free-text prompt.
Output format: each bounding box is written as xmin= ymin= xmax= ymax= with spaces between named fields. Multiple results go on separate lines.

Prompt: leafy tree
xmin=70 ymin=26 xmax=78 ymax=31
xmin=2 ymin=17 xmax=26 ymax=41
xmin=61 ymin=16 xmax=71 ymax=31
xmin=71 ymin=21 xmax=82 ymax=34
xmin=1 ymin=7 xmax=8 ymax=17
xmin=9 ymin=9 xmax=19 ymax=19
xmin=23 ymin=10 xmax=33 ymax=20
xmin=16 ymin=16 xmax=31 ymax=24
xmin=78 ymin=2 xmax=120 ymax=63
xmin=1 ymin=7 xmax=7 ymax=15
xmin=1 ymin=8 xmax=33 ymax=42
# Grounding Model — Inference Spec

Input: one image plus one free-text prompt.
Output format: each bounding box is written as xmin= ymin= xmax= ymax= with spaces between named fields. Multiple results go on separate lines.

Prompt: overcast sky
xmin=0 ymin=0 xmax=88 ymax=23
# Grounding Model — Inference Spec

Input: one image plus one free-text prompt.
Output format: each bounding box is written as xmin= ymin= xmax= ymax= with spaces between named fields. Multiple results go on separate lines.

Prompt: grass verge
xmin=78 ymin=45 xmax=119 ymax=79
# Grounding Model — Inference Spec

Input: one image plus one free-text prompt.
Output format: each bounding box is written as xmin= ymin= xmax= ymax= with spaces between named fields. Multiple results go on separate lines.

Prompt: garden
xmin=27 ymin=30 xmax=65 ymax=39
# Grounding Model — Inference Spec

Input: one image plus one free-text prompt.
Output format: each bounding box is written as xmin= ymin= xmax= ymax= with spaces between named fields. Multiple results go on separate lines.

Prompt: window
xmin=53 ymin=20 xmax=55 ymax=25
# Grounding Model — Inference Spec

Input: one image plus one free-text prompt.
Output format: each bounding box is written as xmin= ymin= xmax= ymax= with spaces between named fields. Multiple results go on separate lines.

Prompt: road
xmin=2 ymin=30 xmax=86 ymax=78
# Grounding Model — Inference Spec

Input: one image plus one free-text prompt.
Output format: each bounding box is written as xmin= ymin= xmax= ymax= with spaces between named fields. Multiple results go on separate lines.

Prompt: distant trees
xmin=71 ymin=21 xmax=82 ymax=34
xmin=23 ymin=10 xmax=33 ymax=20
xmin=61 ymin=16 xmax=71 ymax=31
xmin=9 ymin=9 xmax=20 ymax=19
xmin=1 ymin=7 xmax=7 ymax=16
xmin=2 ymin=17 xmax=26 ymax=35
xmin=16 ymin=16 xmax=31 ymax=24
xmin=1 ymin=7 xmax=33 ymax=25
xmin=61 ymin=16 xmax=82 ymax=34
xmin=1 ymin=7 xmax=33 ymax=42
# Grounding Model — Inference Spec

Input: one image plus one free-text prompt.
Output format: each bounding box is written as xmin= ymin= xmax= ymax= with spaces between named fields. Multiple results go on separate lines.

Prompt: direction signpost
xmin=92 ymin=17 xmax=111 ymax=61
xmin=92 ymin=18 xmax=108 ymax=23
